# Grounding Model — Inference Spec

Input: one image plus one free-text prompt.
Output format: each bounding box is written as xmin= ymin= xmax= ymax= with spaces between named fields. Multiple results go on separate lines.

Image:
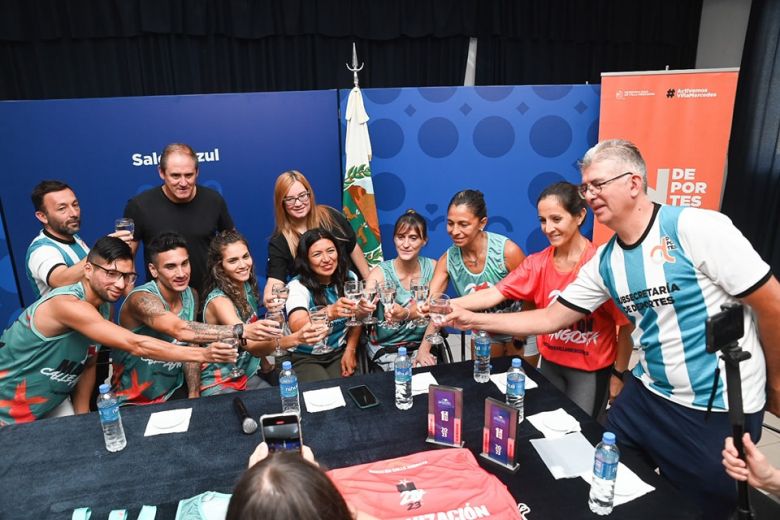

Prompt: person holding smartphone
xmin=228 ymin=442 xmax=378 ymax=520
xmin=282 ymin=228 xmax=363 ymax=383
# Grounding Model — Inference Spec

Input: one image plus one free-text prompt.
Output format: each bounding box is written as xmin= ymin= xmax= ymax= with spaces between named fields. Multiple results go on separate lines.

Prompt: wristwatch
xmin=611 ymin=367 xmax=627 ymax=381
xmin=233 ymin=323 xmax=244 ymax=340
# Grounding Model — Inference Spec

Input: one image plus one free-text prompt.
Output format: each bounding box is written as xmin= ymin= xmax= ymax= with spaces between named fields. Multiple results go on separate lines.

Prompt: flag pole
xmin=346 ymin=42 xmax=364 ymax=87
xmin=342 ymin=43 xmax=383 ymax=269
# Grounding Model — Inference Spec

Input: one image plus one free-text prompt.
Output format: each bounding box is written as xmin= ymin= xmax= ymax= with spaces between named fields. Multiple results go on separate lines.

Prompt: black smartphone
xmin=705 ymin=303 xmax=744 ymax=353
xmin=260 ymin=413 xmax=302 ymax=453
xmin=348 ymin=385 xmax=379 ymax=409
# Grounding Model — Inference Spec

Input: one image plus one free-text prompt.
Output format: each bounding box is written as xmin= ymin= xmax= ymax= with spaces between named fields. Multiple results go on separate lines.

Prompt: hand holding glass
xmin=271 ymin=283 xmax=289 ymax=312
xmin=344 ymin=280 xmax=362 ymax=327
xmin=222 ymin=337 xmax=244 ymax=378
xmin=265 ymin=310 xmax=285 ymax=357
xmin=379 ymin=281 xmax=401 ymax=330
xmin=410 ymin=276 xmax=430 ymax=327
xmin=360 ymin=280 xmax=379 ymax=325
xmin=426 ymin=293 xmax=450 ymax=345
xmin=309 ymin=305 xmax=330 ymax=351
xmin=115 ymin=218 xmax=134 ymax=236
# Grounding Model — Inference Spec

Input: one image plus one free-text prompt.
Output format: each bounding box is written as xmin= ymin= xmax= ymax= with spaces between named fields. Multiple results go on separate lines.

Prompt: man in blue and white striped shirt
xmin=447 ymin=140 xmax=780 ymax=519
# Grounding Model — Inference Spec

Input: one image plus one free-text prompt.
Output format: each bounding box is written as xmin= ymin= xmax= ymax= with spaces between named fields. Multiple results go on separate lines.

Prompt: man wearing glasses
xmin=124 ymin=143 xmax=234 ymax=296
xmin=0 ymin=236 xmax=238 ymax=426
xmin=447 ymin=139 xmax=780 ymax=519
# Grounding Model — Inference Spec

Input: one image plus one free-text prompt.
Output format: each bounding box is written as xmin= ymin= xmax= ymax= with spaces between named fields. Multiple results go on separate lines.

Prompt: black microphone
xmin=233 ymin=397 xmax=258 ymax=434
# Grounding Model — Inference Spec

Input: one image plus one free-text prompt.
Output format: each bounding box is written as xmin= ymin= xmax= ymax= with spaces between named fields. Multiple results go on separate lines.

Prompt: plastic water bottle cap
xmin=282 ymin=361 xmax=292 ymax=370
xmin=602 ymin=432 xmax=616 ymax=444
xmin=511 ymin=358 xmax=522 ymax=368
xmin=398 ymin=347 xmax=407 ymax=356
xmin=99 ymin=384 xmax=110 ymax=394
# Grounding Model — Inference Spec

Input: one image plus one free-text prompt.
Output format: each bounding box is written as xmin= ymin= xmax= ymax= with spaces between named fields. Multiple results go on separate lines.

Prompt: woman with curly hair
xmin=201 ymin=230 xmax=326 ymax=395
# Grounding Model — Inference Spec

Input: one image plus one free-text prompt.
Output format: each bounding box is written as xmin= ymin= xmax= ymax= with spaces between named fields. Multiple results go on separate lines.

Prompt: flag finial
xmin=346 ymin=42 xmax=364 ymax=87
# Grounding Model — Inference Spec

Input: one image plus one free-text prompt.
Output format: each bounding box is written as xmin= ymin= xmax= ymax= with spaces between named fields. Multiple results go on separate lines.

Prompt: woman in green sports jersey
xmin=417 ymin=189 xmax=527 ymax=366
xmin=281 ymin=228 xmax=363 ymax=383
xmin=201 ymin=230 xmax=325 ymax=395
xmin=364 ymin=210 xmax=437 ymax=371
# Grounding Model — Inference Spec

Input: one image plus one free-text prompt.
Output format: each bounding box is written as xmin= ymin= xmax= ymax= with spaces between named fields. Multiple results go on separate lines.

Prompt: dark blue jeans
xmin=606 ymin=374 xmax=764 ymax=520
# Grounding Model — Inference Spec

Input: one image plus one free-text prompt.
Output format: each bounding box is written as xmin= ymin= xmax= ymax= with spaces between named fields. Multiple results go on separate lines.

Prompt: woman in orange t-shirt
xmin=452 ymin=182 xmax=633 ymax=418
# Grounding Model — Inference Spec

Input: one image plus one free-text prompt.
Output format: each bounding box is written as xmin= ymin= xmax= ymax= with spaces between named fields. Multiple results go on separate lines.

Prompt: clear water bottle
xmin=589 ymin=432 xmax=620 ymax=515
xmin=394 ymin=347 xmax=413 ymax=410
xmin=473 ymin=330 xmax=491 ymax=383
xmin=506 ymin=358 xmax=526 ymax=422
xmin=97 ymin=384 xmax=126 ymax=452
xmin=279 ymin=361 xmax=300 ymax=415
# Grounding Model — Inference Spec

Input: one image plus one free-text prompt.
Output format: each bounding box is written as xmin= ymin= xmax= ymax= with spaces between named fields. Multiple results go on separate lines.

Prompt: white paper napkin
xmin=411 ymin=372 xmax=439 ymax=395
xmin=144 ymin=408 xmax=192 ymax=436
xmin=303 ymin=387 xmax=346 ymax=412
xmin=527 ymin=408 xmax=581 ymax=438
xmin=489 ymin=372 xmax=538 ymax=394
xmin=530 ymin=432 xmax=595 ymax=479
xmin=581 ymin=462 xmax=656 ymax=505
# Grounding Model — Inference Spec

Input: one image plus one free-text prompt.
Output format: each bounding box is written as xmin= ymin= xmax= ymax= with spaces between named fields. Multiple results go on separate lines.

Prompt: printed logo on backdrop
xmin=665 ymin=87 xmax=718 ymax=99
xmin=615 ymin=89 xmax=655 ymax=99
xmin=131 ymin=148 xmax=222 ymax=167
xmin=649 ymin=167 xmax=708 ymax=207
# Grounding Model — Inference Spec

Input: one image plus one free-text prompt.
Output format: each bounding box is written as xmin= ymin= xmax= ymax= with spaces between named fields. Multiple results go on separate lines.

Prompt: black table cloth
xmin=0 ymin=358 xmax=713 ymax=519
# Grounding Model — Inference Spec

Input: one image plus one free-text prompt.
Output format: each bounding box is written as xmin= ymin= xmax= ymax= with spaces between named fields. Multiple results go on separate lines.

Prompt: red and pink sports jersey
xmin=328 ymin=448 xmax=521 ymax=520
xmin=497 ymin=244 xmax=629 ymax=372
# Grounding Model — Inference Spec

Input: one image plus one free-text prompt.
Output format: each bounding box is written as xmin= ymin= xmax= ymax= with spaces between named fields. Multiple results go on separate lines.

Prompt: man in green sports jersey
xmin=114 ymin=232 xmax=203 ymax=404
xmin=0 ymin=236 xmax=268 ymax=426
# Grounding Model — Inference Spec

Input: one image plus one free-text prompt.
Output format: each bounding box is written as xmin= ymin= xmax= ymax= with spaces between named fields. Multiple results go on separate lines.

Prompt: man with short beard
xmin=25 ymin=180 xmax=132 ymax=298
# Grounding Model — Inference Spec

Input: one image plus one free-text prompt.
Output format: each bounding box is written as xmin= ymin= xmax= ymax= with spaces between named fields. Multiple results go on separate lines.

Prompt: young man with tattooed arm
xmin=115 ymin=232 xmax=281 ymax=404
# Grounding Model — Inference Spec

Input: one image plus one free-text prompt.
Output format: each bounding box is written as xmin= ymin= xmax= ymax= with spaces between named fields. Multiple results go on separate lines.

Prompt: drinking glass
xmin=114 ymin=218 xmax=134 ymax=236
xmin=426 ymin=293 xmax=450 ymax=345
xmin=265 ymin=310 xmax=285 ymax=357
xmin=222 ymin=337 xmax=244 ymax=378
xmin=271 ymin=283 xmax=289 ymax=312
xmin=360 ymin=279 xmax=379 ymax=325
xmin=410 ymin=276 xmax=430 ymax=327
xmin=379 ymin=281 xmax=401 ymax=330
xmin=308 ymin=305 xmax=330 ymax=353
xmin=344 ymin=280 xmax=362 ymax=327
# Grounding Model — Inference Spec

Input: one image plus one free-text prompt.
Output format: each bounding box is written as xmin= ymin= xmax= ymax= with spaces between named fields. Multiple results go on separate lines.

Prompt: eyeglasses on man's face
xmin=282 ymin=191 xmax=310 ymax=206
xmin=577 ymin=172 xmax=633 ymax=199
xmin=90 ymin=262 xmax=138 ymax=284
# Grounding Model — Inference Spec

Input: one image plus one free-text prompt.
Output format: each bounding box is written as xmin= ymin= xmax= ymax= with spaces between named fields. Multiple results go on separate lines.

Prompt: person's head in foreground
xmin=227 ymin=443 xmax=353 ymax=520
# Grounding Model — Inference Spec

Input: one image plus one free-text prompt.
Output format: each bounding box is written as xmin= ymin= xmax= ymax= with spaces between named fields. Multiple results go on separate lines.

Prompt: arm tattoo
xmin=182 ymin=321 xmax=233 ymax=342
xmin=132 ymin=292 xmax=168 ymax=322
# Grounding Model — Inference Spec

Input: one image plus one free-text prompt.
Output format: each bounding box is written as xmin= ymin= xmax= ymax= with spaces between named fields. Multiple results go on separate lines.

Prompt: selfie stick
xmin=706 ymin=303 xmax=753 ymax=520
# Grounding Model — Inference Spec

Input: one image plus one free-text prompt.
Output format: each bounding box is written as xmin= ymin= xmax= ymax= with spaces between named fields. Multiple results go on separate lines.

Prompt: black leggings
xmin=539 ymin=359 xmax=611 ymax=418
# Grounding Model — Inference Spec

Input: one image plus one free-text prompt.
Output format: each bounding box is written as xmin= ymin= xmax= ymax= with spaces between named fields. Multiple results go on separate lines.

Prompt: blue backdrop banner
xmin=0 ymin=85 xmax=599 ymax=326
xmin=339 ymin=85 xmax=601 ymax=274
xmin=0 ymin=201 xmax=23 ymax=328
xmin=0 ymin=91 xmax=342 ymax=309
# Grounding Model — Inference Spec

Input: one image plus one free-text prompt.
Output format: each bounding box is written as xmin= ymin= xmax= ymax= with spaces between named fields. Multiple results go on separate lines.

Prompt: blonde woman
xmin=264 ymin=170 xmax=370 ymax=308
